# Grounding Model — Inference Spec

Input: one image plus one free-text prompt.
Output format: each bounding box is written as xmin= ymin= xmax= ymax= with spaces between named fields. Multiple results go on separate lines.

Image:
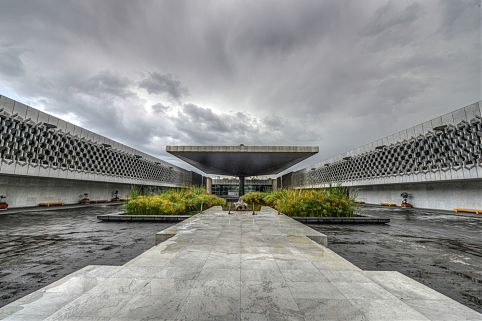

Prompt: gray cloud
xmin=0 ymin=45 xmax=25 ymax=77
xmin=181 ymin=104 xmax=229 ymax=133
xmin=151 ymin=103 xmax=171 ymax=114
xmin=360 ymin=2 xmax=424 ymax=51
xmin=168 ymin=103 xmax=315 ymax=148
xmin=79 ymin=71 xmax=133 ymax=98
xmin=377 ymin=75 xmax=427 ymax=105
xmin=362 ymin=3 xmax=423 ymax=37
xmin=438 ymin=0 xmax=480 ymax=38
xmin=0 ymin=0 xmax=479 ymax=172
xmin=139 ymin=72 xmax=188 ymax=100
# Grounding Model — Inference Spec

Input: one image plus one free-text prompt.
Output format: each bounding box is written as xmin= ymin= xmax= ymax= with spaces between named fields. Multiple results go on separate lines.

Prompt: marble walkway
xmin=1 ymin=206 xmax=480 ymax=321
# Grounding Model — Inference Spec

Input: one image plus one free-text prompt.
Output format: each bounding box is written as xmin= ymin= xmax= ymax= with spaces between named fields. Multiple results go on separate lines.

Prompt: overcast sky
xmin=0 ymin=0 xmax=480 ymax=173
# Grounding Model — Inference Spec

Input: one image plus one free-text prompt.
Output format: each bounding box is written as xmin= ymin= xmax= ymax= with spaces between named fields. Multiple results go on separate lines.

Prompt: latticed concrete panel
xmin=0 ymin=97 xmax=190 ymax=187
xmin=293 ymin=103 xmax=482 ymax=187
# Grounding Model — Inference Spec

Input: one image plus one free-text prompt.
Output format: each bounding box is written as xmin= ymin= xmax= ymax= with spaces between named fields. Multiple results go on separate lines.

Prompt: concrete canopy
xmin=166 ymin=146 xmax=319 ymax=176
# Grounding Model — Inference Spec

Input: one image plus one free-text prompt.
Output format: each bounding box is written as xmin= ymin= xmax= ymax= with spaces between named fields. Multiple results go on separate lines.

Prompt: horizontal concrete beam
xmin=167 ymin=145 xmax=318 ymax=176
xmin=167 ymin=145 xmax=319 ymax=153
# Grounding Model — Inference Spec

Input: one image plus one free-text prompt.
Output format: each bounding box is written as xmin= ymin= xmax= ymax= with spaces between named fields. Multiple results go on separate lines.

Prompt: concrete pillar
xmin=206 ymin=177 xmax=212 ymax=194
xmin=239 ymin=176 xmax=245 ymax=196
xmin=272 ymin=179 xmax=278 ymax=191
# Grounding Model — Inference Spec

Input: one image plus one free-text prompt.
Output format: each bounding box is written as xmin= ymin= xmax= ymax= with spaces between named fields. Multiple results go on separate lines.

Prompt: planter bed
xmin=97 ymin=212 xmax=190 ymax=222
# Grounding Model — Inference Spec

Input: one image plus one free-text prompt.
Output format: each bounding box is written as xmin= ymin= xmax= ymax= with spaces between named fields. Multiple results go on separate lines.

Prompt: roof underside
xmin=166 ymin=146 xmax=319 ymax=176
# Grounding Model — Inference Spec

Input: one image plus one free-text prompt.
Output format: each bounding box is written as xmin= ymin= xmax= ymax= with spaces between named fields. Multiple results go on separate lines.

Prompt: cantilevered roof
xmin=166 ymin=145 xmax=319 ymax=176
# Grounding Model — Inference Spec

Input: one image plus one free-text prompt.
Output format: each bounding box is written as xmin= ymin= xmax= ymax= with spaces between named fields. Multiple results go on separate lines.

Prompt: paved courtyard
xmin=0 ymin=204 xmax=174 ymax=308
xmin=0 ymin=206 xmax=480 ymax=321
xmin=309 ymin=205 xmax=482 ymax=312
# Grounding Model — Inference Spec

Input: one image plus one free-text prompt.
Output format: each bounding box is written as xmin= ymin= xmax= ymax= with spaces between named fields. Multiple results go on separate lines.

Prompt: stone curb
xmin=97 ymin=212 xmax=191 ymax=222
xmin=293 ymin=216 xmax=390 ymax=224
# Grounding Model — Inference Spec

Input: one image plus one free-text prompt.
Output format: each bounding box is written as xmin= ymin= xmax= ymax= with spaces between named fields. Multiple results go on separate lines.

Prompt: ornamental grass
xmin=243 ymin=187 xmax=355 ymax=217
xmin=125 ymin=187 xmax=226 ymax=215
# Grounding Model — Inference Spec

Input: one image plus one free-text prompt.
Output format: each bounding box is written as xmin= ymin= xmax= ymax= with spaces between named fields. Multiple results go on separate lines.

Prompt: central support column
xmin=205 ymin=177 xmax=212 ymax=194
xmin=239 ymin=176 xmax=245 ymax=196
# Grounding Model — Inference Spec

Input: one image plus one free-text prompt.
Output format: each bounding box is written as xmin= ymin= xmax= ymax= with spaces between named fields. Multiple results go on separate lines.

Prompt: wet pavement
xmin=1 ymin=204 xmax=481 ymax=314
xmin=0 ymin=205 xmax=173 ymax=308
xmin=3 ymin=206 xmax=480 ymax=321
xmin=309 ymin=205 xmax=482 ymax=313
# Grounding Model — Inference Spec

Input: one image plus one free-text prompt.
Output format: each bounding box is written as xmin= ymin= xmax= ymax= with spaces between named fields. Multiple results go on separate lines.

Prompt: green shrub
xmin=260 ymin=188 xmax=355 ymax=217
xmin=126 ymin=186 xmax=353 ymax=217
xmin=262 ymin=190 xmax=286 ymax=206
xmin=242 ymin=191 xmax=268 ymax=205
xmin=128 ymin=185 xmax=144 ymax=199
xmin=125 ymin=187 xmax=226 ymax=215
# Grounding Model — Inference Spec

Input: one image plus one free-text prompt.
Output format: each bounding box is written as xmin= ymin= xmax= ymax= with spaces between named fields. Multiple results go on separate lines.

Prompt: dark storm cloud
xmin=151 ymin=103 xmax=171 ymax=114
xmin=80 ymin=71 xmax=133 ymax=98
xmin=174 ymin=104 xmax=264 ymax=144
xmin=181 ymin=104 xmax=229 ymax=132
xmin=139 ymin=72 xmax=188 ymax=100
xmin=0 ymin=0 xmax=479 ymax=171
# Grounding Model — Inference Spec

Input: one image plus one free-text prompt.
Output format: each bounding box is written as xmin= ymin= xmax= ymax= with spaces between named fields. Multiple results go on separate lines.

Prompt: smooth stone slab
xmin=1 ymin=206 xmax=480 ymax=321
xmin=0 ymin=265 xmax=119 ymax=320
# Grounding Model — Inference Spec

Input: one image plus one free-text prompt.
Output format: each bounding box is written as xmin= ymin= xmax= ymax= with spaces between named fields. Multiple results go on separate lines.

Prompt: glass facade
xmin=212 ymin=179 xmax=272 ymax=197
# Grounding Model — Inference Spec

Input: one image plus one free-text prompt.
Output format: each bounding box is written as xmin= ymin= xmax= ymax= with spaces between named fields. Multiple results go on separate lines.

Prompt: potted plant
xmin=0 ymin=195 xmax=8 ymax=210
xmin=400 ymin=192 xmax=413 ymax=208
xmin=80 ymin=193 xmax=90 ymax=204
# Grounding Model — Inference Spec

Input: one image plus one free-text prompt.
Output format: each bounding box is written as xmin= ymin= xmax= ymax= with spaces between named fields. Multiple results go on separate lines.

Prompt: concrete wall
xmin=353 ymin=179 xmax=482 ymax=211
xmin=0 ymin=174 xmax=137 ymax=208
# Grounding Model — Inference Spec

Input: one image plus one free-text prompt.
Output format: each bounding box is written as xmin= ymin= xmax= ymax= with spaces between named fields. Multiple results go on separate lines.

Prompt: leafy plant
xmin=246 ymin=188 xmax=355 ymax=217
xmin=128 ymin=185 xmax=144 ymax=199
xmin=242 ymin=191 xmax=268 ymax=205
xmin=125 ymin=187 xmax=226 ymax=215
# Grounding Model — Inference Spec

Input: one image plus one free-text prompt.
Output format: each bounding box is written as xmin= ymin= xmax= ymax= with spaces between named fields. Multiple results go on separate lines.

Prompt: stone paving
xmin=0 ymin=206 xmax=480 ymax=321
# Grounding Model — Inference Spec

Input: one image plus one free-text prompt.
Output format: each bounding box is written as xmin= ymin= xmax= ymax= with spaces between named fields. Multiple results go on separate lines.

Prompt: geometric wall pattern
xmin=0 ymin=96 xmax=191 ymax=187
xmin=292 ymin=101 xmax=482 ymax=188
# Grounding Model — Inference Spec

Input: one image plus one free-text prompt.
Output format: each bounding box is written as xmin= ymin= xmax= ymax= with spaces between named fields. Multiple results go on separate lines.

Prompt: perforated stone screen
xmin=293 ymin=102 xmax=482 ymax=188
xmin=0 ymin=96 xmax=191 ymax=187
